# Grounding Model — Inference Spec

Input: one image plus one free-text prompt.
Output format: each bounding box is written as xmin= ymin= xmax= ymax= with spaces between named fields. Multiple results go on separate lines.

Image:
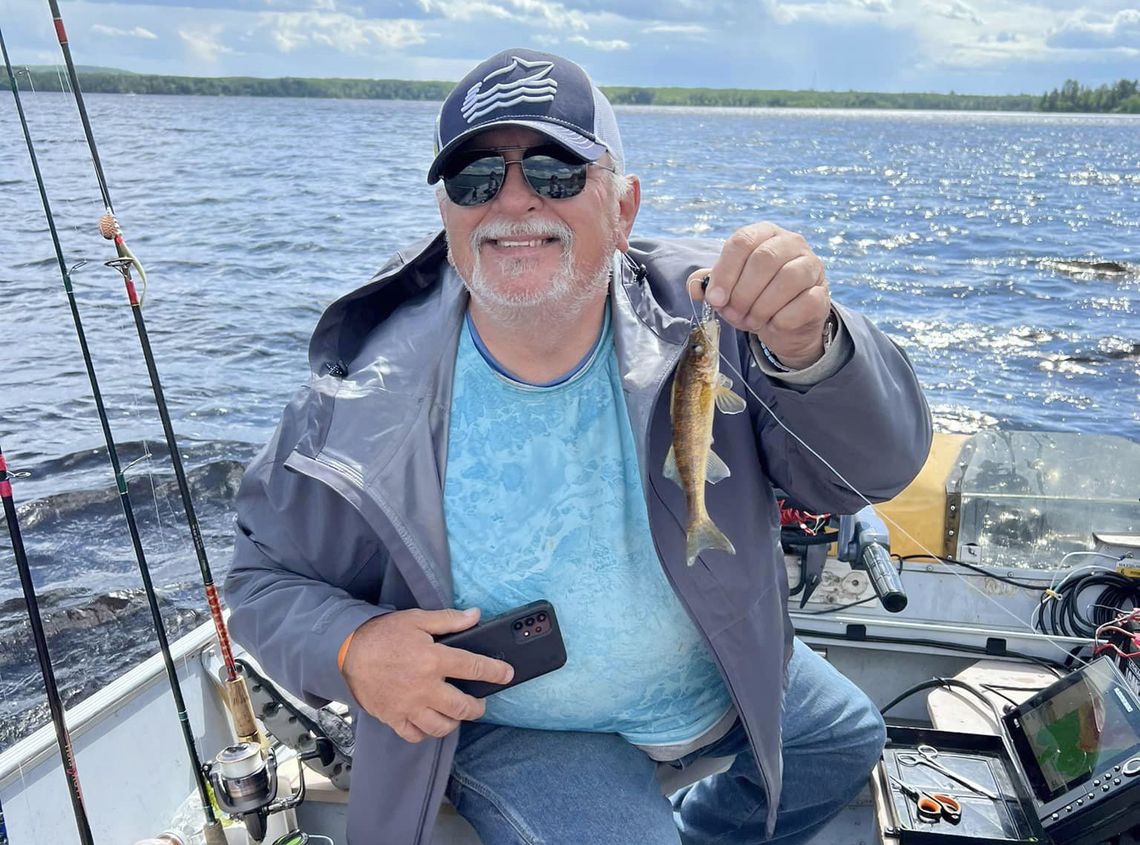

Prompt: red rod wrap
xmin=205 ymin=584 xmax=238 ymax=677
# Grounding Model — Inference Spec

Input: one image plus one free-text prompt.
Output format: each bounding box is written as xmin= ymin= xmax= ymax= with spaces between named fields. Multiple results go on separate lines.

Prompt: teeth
xmin=495 ymin=239 xmax=550 ymax=248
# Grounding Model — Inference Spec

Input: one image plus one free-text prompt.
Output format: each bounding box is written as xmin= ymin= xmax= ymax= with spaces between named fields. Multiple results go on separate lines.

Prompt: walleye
xmin=665 ymin=313 xmax=747 ymax=566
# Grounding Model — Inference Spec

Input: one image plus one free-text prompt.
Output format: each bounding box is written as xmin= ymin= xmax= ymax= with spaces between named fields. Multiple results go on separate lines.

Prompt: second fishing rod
xmin=44 ymin=0 xmax=258 ymax=746
xmin=0 ymin=443 xmax=94 ymax=845
xmin=1 ymin=26 xmax=225 ymax=845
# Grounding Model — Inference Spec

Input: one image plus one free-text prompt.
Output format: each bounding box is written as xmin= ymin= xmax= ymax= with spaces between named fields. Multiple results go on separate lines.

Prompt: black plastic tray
xmin=881 ymin=725 xmax=1047 ymax=844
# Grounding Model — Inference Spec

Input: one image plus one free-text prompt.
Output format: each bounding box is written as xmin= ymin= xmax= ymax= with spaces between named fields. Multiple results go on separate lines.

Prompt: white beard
xmin=456 ymin=218 xmax=614 ymax=320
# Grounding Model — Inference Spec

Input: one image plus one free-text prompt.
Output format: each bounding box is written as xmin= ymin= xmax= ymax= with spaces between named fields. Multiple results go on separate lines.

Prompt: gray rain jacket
xmin=225 ymin=231 xmax=932 ymax=844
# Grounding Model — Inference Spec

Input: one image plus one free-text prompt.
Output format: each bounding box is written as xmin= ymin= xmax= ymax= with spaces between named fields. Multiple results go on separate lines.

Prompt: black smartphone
xmin=437 ymin=599 xmax=566 ymax=698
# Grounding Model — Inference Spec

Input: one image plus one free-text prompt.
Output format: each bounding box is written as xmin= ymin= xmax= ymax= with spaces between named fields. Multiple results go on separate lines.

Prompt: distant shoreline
xmin=9 ymin=69 xmax=1139 ymax=113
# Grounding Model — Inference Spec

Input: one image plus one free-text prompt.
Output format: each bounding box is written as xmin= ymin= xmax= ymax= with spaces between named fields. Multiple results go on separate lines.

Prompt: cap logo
xmin=461 ymin=55 xmax=558 ymax=124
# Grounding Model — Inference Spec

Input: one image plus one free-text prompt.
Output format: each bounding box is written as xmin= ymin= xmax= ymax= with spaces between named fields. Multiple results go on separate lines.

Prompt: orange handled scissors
xmin=890 ymin=776 xmax=963 ymax=824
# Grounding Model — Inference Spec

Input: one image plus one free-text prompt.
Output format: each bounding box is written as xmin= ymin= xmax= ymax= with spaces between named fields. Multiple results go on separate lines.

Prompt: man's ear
xmin=615 ymin=174 xmax=641 ymax=253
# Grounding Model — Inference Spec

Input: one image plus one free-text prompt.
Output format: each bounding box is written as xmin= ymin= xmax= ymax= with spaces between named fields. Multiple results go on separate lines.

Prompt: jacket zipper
xmin=291 ymin=450 xmax=449 ymax=845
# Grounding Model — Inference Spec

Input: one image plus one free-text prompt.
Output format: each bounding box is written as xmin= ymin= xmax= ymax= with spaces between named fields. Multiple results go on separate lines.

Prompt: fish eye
xmin=691 ymin=343 xmax=704 ymax=354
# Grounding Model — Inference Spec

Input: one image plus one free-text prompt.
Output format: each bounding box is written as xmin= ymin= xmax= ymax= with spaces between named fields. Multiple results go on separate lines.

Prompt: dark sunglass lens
xmin=523 ymin=155 xmax=589 ymax=200
xmin=444 ymin=155 xmax=506 ymax=206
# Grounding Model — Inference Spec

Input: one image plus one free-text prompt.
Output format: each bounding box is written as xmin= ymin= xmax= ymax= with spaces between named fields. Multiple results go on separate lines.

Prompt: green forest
xmin=1038 ymin=79 xmax=1140 ymax=113
xmin=9 ymin=67 xmax=1139 ymax=113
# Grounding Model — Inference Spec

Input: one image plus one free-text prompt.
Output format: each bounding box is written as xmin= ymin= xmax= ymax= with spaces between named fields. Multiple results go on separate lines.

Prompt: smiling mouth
xmin=485 ymin=238 xmax=560 ymax=248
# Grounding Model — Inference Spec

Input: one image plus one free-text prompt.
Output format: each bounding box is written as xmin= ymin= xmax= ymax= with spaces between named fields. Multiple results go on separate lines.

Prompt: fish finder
xmin=1002 ymin=657 xmax=1140 ymax=845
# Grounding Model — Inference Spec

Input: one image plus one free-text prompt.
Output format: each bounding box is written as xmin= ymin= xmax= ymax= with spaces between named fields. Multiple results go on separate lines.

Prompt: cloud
xmin=938 ymin=0 xmax=982 ymax=26
xmin=567 ymin=35 xmax=631 ymax=50
xmin=1047 ymin=8 xmax=1140 ymax=50
xmin=92 ymin=24 xmax=159 ymax=39
xmin=179 ymin=27 xmax=234 ymax=63
xmin=642 ymin=23 xmax=709 ymax=35
xmin=767 ymin=0 xmax=896 ymax=25
xmin=261 ymin=12 xmax=427 ymax=53
xmin=417 ymin=0 xmax=589 ymax=30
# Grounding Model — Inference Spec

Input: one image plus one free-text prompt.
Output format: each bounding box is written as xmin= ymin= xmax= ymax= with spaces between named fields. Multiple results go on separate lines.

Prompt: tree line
xmin=7 ymin=68 xmax=1139 ymax=113
xmin=1039 ymin=79 xmax=1140 ymax=114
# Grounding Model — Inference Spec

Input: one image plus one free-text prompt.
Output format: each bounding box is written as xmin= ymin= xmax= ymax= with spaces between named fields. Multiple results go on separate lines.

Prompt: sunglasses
xmin=442 ymin=144 xmax=615 ymax=207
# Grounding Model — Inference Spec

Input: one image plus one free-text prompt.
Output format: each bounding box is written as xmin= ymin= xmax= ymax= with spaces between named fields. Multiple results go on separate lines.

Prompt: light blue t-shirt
xmin=444 ymin=304 xmax=732 ymax=746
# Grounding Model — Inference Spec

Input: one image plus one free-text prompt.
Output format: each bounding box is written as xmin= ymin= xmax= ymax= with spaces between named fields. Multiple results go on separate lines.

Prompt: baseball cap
xmin=427 ymin=48 xmax=624 ymax=184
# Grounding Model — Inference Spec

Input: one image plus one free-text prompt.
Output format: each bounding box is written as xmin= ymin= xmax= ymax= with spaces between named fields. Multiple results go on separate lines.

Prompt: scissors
xmin=890 ymin=776 xmax=963 ymax=824
xmin=896 ymin=744 xmax=999 ymax=800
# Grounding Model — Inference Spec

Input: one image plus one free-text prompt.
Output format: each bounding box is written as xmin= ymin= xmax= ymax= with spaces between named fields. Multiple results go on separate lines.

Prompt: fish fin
xmin=663 ymin=445 xmax=682 ymax=486
xmin=715 ymin=386 xmax=747 ymax=415
xmin=718 ymin=373 xmax=732 ymax=388
xmin=686 ymin=517 xmax=736 ymax=566
xmin=706 ymin=449 xmax=731 ymax=484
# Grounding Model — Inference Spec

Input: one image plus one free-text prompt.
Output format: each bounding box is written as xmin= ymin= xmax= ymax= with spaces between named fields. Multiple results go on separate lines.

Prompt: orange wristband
xmin=337 ymin=630 xmax=355 ymax=671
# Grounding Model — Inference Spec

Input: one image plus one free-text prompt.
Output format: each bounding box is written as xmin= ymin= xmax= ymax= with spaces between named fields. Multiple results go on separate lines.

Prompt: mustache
xmin=471 ymin=218 xmax=574 ymax=249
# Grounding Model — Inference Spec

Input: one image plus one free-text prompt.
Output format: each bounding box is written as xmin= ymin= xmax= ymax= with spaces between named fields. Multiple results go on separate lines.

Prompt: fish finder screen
xmin=1017 ymin=659 xmax=1140 ymax=801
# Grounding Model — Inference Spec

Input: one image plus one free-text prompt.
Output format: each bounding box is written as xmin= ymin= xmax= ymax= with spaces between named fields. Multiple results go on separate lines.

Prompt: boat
xmin=3 ymin=429 xmax=1138 ymax=844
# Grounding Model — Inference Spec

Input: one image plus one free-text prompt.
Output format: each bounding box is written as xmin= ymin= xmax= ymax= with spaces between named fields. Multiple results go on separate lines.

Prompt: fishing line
xmin=0 ymin=443 xmax=94 ymax=845
xmin=44 ymin=0 xmax=258 ymax=744
xmin=2 ymin=24 xmax=226 ymax=844
xmin=682 ymin=283 xmax=1091 ymax=668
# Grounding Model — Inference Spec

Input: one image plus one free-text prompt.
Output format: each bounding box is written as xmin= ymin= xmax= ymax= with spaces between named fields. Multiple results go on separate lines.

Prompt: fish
xmin=664 ymin=313 xmax=747 ymax=566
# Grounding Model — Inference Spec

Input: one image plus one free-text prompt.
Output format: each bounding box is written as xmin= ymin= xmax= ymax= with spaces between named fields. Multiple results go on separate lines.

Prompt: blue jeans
xmin=445 ymin=639 xmax=886 ymax=844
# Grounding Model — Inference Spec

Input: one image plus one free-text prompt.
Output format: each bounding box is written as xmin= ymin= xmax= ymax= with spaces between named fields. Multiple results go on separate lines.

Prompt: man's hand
xmin=341 ymin=607 xmax=514 ymax=743
xmin=687 ymin=222 xmax=831 ymax=370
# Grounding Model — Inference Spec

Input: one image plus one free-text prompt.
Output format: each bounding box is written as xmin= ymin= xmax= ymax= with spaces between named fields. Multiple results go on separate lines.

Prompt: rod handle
xmin=225 ymin=675 xmax=260 ymax=745
xmin=860 ymin=543 xmax=908 ymax=613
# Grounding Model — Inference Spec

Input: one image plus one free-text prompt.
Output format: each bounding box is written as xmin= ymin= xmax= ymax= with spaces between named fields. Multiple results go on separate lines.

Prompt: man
xmin=226 ymin=48 xmax=932 ymax=844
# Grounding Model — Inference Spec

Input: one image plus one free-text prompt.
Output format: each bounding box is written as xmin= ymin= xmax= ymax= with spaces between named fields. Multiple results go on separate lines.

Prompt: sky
xmin=1 ymin=0 xmax=1138 ymax=95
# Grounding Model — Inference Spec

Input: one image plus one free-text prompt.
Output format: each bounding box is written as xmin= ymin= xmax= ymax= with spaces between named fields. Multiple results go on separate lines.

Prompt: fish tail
xmin=686 ymin=516 xmax=736 ymax=566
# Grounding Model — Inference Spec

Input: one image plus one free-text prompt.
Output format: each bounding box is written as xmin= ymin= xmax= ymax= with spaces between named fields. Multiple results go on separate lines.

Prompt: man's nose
xmin=493 ymin=160 xmax=540 ymax=212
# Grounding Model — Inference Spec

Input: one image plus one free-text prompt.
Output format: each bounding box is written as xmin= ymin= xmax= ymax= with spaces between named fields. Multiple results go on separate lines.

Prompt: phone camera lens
xmin=513 ymin=621 xmax=523 ymax=631
xmin=525 ymin=617 xmax=534 ymax=627
xmin=535 ymin=625 xmax=543 ymax=633
xmin=537 ymin=612 xmax=547 ymax=622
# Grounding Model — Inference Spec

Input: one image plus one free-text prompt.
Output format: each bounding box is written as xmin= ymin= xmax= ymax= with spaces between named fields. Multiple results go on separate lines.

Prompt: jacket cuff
xmin=749 ymin=310 xmax=852 ymax=388
xmin=312 ymin=601 xmax=390 ymax=708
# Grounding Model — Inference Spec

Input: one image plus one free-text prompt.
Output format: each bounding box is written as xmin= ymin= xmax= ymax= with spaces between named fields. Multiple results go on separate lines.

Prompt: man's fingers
xmin=435 ymin=683 xmax=487 ymax=722
xmin=741 ymin=254 xmax=824 ymax=333
xmin=768 ymin=284 xmax=830 ymax=337
xmin=394 ymin=719 xmax=427 ymax=744
xmin=411 ymin=707 xmax=462 ymax=739
xmin=707 ymin=223 xmax=781 ymax=307
xmin=437 ymin=644 xmax=515 ymax=685
xmin=686 ymin=269 xmax=713 ymax=303
xmin=414 ymin=606 xmax=481 ymax=636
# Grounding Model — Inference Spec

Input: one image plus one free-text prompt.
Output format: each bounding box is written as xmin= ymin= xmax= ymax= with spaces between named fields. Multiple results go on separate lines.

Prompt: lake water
xmin=0 ymin=95 xmax=1137 ymax=749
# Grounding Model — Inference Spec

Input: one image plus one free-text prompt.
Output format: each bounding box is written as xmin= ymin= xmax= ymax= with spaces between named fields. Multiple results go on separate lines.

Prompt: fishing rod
xmin=44 ymin=0 xmax=258 ymax=745
xmin=0 ymin=445 xmax=94 ymax=845
xmin=0 ymin=29 xmax=225 ymax=845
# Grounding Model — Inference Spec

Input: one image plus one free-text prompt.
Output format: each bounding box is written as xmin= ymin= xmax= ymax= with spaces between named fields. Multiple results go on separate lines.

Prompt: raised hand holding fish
xmin=667 ymin=314 xmax=747 ymax=566
xmin=687 ymin=222 xmax=831 ymax=370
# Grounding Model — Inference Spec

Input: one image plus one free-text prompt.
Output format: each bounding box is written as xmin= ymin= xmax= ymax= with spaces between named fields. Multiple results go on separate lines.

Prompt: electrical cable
xmin=880 ymin=676 xmax=1007 ymax=721
xmin=1037 ymin=568 xmax=1140 ymax=640
xmin=896 ymin=553 xmax=1044 ymax=590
